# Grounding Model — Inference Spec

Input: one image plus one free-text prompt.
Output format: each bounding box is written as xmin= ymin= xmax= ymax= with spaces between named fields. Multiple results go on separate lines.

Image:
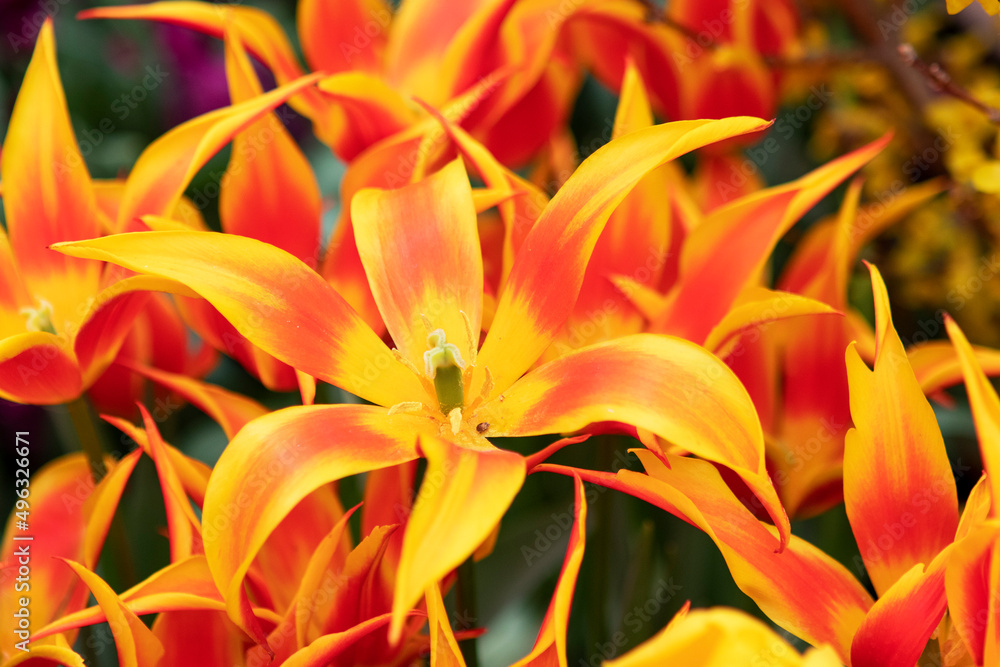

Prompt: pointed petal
xmin=844 ymin=264 xmax=958 ymax=596
xmin=946 ymin=315 xmax=1000 ymax=512
xmin=175 ymin=295 xmax=300 ymax=392
xmin=607 ymin=607 xmax=842 ymax=667
xmin=851 ymin=551 xmax=951 ymax=667
xmin=703 ymin=288 xmax=841 ymax=358
xmin=220 ymin=30 xmax=322 ymax=266
xmin=153 ymin=610 xmax=245 ymax=667
xmin=292 ymin=505 xmax=360 ymax=647
xmin=476 ymin=117 xmax=773 ymax=399
xmin=120 ymin=361 xmax=268 ymax=440
xmin=52 ymin=231 xmax=424 ymax=407
xmin=428 ymin=582 xmax=467 ymax=667
xmin=945 ymin=522 xmax=1000 ymax=664
xmin=74 ymin=276 xmax=185 ymax=387
xmin=512 ymin=474 xmax=586 ymax=667
xmin=35 ymin=556 xmax=225 ymax=638
xmin=0 ymin=332 xmax=81 ymax=404
xmin=1 ymin=19 xmax=101 ymax=300
xmin=956 ymin=474 xmax=992 ymax=541
xmin=58 ymin=560 xmax=164 ymax=667
xmin=477 ymin=334 xmax=789 ymax=545
xmin=910 ymin=340 xmax=1000 ymax=399
xmin=656 ymin=136 xmax=890 ymax=344
xmin=1 ymin=455 xmax=95 ymax=655
xmin=391 ymin=435 xmax=525 ymax=642
xmin=81 ymin=449 xmax=144 ymax=569
xmin=0 ymin=645 xmax=85 ymax=667
xmin=200 ymin=404 xmax=429 ymax=648
xmin=116 ymin=73 xmax=322 ymax=229
xmin=136 ymin=405 xmax=201 ymax=561
xmin=281 ymin=614 xmax=401 ymax=667
xmin=317 ymin=72 xmax=420 ymax=159
xmin=352 ymin=159 xmax=483 ymax=372
xmin=297 ymin=0 xmax=389 ymax=75
xmin=539 ymin=455 xmax=873 ymax=663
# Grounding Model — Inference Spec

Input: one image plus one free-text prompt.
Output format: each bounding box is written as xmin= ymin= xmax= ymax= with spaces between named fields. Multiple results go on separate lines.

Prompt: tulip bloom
xmin=543 ymin=263 xmax=1000 ymax=666
xmin=80 ymin=0 xmax=587 ymax=167
xmin=0 ymin=20 xmax=318 ymax=412
xmin=55 ymin=115 xmax=791 ymax=649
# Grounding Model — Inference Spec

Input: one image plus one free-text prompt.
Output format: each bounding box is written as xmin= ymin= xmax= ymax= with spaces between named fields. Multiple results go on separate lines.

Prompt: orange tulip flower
xmin=0 ymin=20 xmax=318 ymax=411
xmin=542 ymin=263 xmax=1000 ymax=666
xmin=80 ymin=0 xmax=588 ymax=166
xmin=54 ymin=115 xmax=791 ymax=649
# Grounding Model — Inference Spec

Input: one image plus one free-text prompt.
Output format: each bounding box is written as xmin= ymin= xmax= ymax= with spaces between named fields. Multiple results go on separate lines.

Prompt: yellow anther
xmin=388 ymin=401 xmax=425 ymax=416
xmin=448 ymin=407 xmax=463 ymax=435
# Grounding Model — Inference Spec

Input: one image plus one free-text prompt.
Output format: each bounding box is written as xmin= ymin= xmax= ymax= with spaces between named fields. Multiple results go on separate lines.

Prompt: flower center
xmin=20 ymin=299 xmax=55 ymax=334
xmin=423 ymin=329 xmax=466 ymax=415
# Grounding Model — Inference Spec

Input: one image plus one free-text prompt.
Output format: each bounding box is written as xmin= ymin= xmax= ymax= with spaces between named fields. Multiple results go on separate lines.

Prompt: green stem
xmin=65 ymin=396 xmax=136 ymax=589
xmin=590 ymin=439 xmax=615 ymax=645
xmin=66 ymin=397 xmax=107 ymax=483
xmin=456 ymin=558 xmax=479 ymax=667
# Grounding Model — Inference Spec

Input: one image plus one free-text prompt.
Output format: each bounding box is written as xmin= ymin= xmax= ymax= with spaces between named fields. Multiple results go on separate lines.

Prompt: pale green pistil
xmin=21 ymin=299 xmax=56 ymax=334
xmin=424 ymin=329 xmax=466 ymax=414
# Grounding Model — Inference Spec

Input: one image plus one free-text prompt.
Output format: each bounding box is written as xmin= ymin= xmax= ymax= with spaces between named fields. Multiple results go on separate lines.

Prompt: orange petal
xmin=115 ymin=72 xmax=322 ymax=230
xmin=52 ymin=231 xmax=424 ymax=407
xmin=200 ymin=405 xmax=430 ymax=649
xmin=539 ymin=455 xmax=873 ymax=663
xmin=153 ymin=610 xmax=245 ymax=667
xmin=35 ymin=555 xmax=225 ymax=639
xmin=910 ymin=340 xmax=1000 ymax=399
xmin=427 ymin=581 xmax=467 ymax=667
xmin=512 ymin=474 xmax=586 ymax=667
xmin=1 ymin=19 xmax=101 ymax=304
xmin=119 ymin=360 xmax=268 ymax=440
xmin=476 ymin=334 xmax=789 ymax=546
xmin=850 ymin=550 xmax=951 ymax=667
xmin=703 ymin=288 xmax=841 ymax=358
xmin=844 ymin=264 xmax=958 ymax=597
xmin=137 ymin=405 xmax=201 ymax=561
xmin=81 ymin=449 xmax=144 ymax=570
xmin=946 ymin=315 xmax=1000 ymax=515
xmin=352 ymin=159 xmax=483 ymax=373
xmin=221 ymin=29 xmax=322 ymax=266
xmin=607 ymin=607 xmax=843 ymax=667
xmin=292 ymin=505 xmax=361 ymax=647
xmin=297 ymin=0 xmax=389 ymax=75
xmin=317 ymin=72 xmax=420 ymax=160
xmin=656 ymin=135 xmax=890 ymax=344
xmin=391 ymin=435 xmax=525 ymax=642
xmin=476 ymin=117 xmax=773 ymax=399
xmin=0 ymin=644 xmax=85 ymax=667
xmin=174 ymin=295 xmax=301 ymax=392
xmin=281 ymin=614 xmax=403 ymax=667
xmin=945 ymin=521 xmax=1000 ymax=664
xmin=74 ymin=275 xmax=185 ymax=387
xmin=0 ymin=332 xmax=82 ymax=404
xmin=58 ymin=560 xmax=164 ymax=667
xmin=1 ymin=455 xmax=94 ymax=656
